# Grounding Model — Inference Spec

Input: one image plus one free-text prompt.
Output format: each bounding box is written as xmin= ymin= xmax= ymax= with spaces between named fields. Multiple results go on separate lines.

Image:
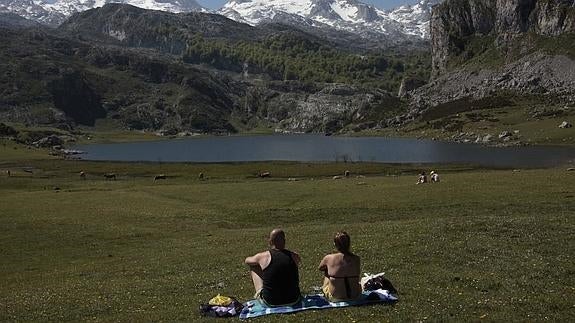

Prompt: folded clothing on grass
xmin=239 ymin=289 xmax=397 ymax=319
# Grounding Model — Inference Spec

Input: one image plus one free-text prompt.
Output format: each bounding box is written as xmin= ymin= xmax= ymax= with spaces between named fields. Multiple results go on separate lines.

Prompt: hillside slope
xmin=1 ymin=4 xmax=431 ymax=135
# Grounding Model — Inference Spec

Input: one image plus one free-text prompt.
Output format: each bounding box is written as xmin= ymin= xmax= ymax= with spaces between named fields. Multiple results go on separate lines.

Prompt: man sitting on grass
xmin=245 ymin=229 xmax=302 ymax=306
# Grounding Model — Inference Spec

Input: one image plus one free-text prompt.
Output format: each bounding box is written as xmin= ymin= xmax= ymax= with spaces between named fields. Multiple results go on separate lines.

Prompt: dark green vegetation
xmin=0 ymin=3 xmax=429 ymax=135
xmin=1 ymin=142 xmax=574 ymax=321
xmin=184 ymin=33 xmax=430 ymax=90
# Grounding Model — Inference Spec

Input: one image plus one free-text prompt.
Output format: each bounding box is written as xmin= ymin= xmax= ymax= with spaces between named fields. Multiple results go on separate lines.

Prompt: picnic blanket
xmin=239 ymin=289 xmax=398 ymax=319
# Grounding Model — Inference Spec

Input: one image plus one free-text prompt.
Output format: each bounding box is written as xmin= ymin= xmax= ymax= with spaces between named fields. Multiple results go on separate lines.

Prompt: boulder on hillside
xmin=498 ymin=130 xmax=512 ymax=139
xmin=482 ymin=134 xmax=493 ymax=143
xmin=32 ymin=135 xmax=64 ymax=148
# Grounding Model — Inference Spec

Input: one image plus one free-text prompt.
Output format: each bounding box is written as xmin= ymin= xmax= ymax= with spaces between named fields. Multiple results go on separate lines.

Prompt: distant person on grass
xmin=319 ymin=231 xmax=362 ymax=301
xmin=245 ymin=229 xmax=302 ymax=306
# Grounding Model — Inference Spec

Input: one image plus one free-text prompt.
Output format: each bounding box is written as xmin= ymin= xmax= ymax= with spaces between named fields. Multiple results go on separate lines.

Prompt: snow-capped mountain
xmin=220 ymin=0 xmax=442 ymax=40
xmin=0 ymin=0 xmax=207 ymax=25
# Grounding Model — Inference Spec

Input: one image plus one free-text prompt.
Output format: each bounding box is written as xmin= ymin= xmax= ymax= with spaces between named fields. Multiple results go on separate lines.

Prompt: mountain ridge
xmin=0 ymin=0 xmax=443 ymax=45
xmin=219 ymin=0 xmax=442 ymax=43
xmin=0 ymin=0 xmax=207 ymax=25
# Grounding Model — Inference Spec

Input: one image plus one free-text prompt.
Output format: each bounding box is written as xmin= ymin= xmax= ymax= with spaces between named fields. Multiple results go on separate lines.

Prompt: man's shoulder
xmin=257 ymin=250 xmax=271 ymax=257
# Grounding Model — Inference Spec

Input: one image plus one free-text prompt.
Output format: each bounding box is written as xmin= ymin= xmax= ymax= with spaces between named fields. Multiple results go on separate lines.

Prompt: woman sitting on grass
xmin=318 ymin=231 xmax=361 ymax=301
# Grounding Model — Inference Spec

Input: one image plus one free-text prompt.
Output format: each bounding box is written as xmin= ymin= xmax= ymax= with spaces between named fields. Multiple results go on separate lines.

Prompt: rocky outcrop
xmin=409 ymin=53 xmax=575 ymax=120
xmin=531 ymin=0 xmax=575 ymax=36
xmin=430 ymin=0 xmax=497 ymax=76
xmin=404 ymin=0 xmax=575 ymax=124
xmin=431 ymin=0 xmax=575 ymax=77
xmin=266 ymin=84 xmax=399 ymax=133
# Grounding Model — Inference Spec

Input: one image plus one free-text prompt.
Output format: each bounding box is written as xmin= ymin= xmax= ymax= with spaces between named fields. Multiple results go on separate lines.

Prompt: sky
xmin=197 ymin=0 xmax=423 ymax=11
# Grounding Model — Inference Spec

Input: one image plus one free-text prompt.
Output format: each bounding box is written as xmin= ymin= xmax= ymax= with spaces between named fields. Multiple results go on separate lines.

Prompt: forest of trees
xmin=183 ymin=33 xmax=430 ymax=93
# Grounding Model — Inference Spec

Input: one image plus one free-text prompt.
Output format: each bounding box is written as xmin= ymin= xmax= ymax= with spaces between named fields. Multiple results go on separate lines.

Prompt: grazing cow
xmin=430 ymin=171 xmax=440 ymax=183
xmin=104 ymin=173 xmax=116 ymax=180
xmin=80 ymin=171 xmax=86 ymax=180
xmin=416 ymin=172 xmax=427 ymax=185
xmin=154 ymin=174 xmax=167 ymax=181
xmin=198 ymin=172 xmax=204 ymax=180
xmin=259 ymin=171 xmax=271 ymax=178
xmin=344 ymin=170 xmax=350 ymax=177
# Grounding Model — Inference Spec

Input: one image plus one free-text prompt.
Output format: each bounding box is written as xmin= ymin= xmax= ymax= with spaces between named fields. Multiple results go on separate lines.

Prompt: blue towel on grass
xmin=239 ymin=289 xmax=398 ymax=319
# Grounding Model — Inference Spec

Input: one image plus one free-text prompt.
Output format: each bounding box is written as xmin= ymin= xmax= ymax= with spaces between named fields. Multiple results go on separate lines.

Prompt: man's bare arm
xmin=245 ymin=252 xmax=263 ymax=266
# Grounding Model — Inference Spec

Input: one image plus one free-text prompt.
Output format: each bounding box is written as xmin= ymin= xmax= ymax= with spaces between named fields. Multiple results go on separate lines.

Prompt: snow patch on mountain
xmin=0 ymin=0 xmax=207 ymax=25
xmin=220 ymin=0 xmax=443 ymax=40
xmin=330 ymin=1 xmax=358 ymax=22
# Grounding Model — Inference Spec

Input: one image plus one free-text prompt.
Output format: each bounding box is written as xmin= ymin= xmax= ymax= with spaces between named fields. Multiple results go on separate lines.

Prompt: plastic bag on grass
xmin=361 ymin=272 xmax=398 ymax=294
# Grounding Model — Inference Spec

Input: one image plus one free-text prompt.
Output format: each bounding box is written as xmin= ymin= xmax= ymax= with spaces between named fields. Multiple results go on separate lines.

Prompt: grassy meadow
xmin=1 ymin=140 xmax=575 ymax=322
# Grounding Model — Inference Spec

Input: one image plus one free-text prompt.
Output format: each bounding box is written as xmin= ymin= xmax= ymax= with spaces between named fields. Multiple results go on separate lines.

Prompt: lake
xmin=74 ymin=135 xmax=575 ymax=167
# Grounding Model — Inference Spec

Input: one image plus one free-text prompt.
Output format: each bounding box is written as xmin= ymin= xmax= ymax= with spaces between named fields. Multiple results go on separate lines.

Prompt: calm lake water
xmin=74 ymin=135 xmax=575 ymax=167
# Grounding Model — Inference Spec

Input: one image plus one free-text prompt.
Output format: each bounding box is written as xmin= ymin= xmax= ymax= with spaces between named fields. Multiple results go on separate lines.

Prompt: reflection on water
xmin=74 ymin=135 xmax=575 ymax=167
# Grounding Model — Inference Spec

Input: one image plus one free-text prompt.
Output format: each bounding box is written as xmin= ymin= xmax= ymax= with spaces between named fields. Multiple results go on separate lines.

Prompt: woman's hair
xmin=334 ymin=231 xmax=351 ymax=254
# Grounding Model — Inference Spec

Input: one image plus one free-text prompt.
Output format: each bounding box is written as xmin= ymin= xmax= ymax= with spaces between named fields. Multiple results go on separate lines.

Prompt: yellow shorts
xmin=322 ymin=280 xmax=360 ymax=302
xmin=322 ymin=281 xmax=346 ymax=302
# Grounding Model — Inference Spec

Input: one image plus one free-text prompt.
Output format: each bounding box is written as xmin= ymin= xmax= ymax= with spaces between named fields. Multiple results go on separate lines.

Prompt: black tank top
xmin=261 ymin=249 xmax=301 ymax=305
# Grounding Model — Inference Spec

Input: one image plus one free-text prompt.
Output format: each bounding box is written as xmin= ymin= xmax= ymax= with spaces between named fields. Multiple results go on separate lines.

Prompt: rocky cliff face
xmin=430 ymin=0 xmax=496 ymax=76
xmin=530 ymin=0 xmax=575 ymax=35
xmin=431 ymin=0 xmax=575 ymax=77
xmin=402 ymin=0 xmax=575 ymax=130
xmin=251 ymin=83 xmax=400 ymax=133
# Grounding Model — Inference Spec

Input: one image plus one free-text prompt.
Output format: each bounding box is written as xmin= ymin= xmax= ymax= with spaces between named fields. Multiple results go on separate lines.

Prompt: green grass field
xmin=1 ymin=142 xmax=575 ymax=322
